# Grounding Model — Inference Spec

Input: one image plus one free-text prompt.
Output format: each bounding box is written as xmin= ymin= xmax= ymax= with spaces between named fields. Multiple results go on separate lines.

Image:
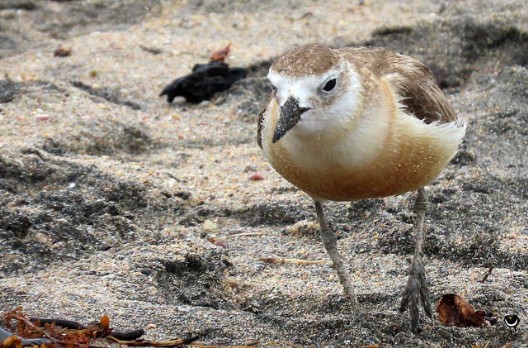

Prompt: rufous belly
xmin=268 ymin=124 xmax=461 ymax=201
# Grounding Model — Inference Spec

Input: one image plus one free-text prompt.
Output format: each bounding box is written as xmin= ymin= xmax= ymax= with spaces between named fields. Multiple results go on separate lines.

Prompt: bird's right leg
xmin=400 ymin=188 xmax=433 ymax=332
xmin=314 ymin=200 xmax=356 ymax=304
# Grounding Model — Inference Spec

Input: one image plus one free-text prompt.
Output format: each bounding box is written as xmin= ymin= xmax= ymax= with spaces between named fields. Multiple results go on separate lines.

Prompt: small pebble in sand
xmin=35 ymin=114 xmax=50 ymax=121
xmin=203 ymin=219 xmax=218 ymax=232
xmin=437 ymin=328 xmax=452 ymax=339
xmin=244 ymin=164 xmax=258 ymax=173
xmin=206 ymin=234 xmax=227 ymax=248
xmin=248 ymin=172 xmax=264 ymax=181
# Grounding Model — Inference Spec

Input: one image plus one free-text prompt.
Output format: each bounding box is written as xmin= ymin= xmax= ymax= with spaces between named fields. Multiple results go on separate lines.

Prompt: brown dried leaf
xmin=1 ymin=335 xmax=21 ymax=348
xmin=54 ymin=46 xmax=72 ymax=57
xmin=100 ymin=315 xmax=110 ymax=331
xmin=210 ymin=42 xmax=232 ymax=62
xmin=1 ymin=307 xmax=111 ymax=348
xmin=436 ymin=294 xmax=486 ymax=327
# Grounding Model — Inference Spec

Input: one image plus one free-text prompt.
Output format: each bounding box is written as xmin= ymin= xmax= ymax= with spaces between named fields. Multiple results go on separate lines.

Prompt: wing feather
xmin=338 ymin=47 xmax=458 ymax=124
xmin=386 ymin=59 xmax=457 ymax=124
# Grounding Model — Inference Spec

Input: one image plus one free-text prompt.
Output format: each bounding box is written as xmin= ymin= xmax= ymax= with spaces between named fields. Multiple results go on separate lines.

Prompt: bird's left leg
xmin=314 ymin=200 xmax=356 ymax=304
xmin=400 ymin=187 xmax=433 ymax=332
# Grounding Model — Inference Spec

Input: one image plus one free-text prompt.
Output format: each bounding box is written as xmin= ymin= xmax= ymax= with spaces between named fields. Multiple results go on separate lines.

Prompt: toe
xmin=416 ymin=259 xmax=432 ymax=318
xmin=408 ymin=278 xmax=420 ymax=333
xmin=401 ymin=256 xmax=432 ymax=331
xmin=420 ymin=281 xmax=432 ymax=318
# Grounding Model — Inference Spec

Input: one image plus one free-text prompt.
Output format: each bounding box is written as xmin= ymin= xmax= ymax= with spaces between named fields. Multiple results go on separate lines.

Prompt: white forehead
xmin=268 ymin=69 xmax=339 ymax=107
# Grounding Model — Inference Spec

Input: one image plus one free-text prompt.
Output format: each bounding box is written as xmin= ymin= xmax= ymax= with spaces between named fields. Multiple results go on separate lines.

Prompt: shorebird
xmin=257 ymin=44 xmax=466 ymax=332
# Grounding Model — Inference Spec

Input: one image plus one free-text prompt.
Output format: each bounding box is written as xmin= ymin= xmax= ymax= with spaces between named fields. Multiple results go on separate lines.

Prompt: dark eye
xmin=322 ymin=78 xmax=337 ymax=92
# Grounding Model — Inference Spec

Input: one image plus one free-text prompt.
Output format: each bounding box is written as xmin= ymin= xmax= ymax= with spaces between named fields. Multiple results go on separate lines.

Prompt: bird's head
xmin=267 ymin=44 xmax=362 ymax=143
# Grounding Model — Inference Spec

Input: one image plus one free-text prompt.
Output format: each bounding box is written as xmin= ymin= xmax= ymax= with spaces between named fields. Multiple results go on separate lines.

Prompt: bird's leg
xmin=400 ymin=187 xmax=433 ymax=332
xmin=314 ymin=200 xmax=356 ymax=304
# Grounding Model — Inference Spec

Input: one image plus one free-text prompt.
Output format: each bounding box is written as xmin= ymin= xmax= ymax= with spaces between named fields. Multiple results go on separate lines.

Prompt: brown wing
xmin=338 ymin=47 xmax=457 ymax=124
xmin=387 ymin=57 xmax=457 ymax=124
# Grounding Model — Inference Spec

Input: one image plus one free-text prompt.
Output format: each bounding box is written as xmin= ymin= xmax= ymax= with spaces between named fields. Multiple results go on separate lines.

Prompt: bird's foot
xmin=399 ymin=255 xmax=432 ymax=333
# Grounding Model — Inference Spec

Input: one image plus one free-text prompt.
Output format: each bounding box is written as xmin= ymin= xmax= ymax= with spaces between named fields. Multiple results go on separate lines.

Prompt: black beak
xmin=272 ymin=96 xmax=310 ymax=143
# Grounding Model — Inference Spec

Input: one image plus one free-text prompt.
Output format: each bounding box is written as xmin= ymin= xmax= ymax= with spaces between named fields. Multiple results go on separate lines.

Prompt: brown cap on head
xmin=271 ymin=44 xmax=339 ymax=77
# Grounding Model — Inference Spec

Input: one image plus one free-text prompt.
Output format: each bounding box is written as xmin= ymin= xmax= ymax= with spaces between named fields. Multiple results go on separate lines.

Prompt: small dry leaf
xmin=2 ymin=335 xmax=21 ymax=348
xmin=210 ymin=42 xmax=232 ymax=62
xmin=436 ymin=294 xmax=486 ymax=327
xmin=100 ymin=315 xmax=110 ymax=330
xmin=54 ymin=46 xmax=72 ymax=57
